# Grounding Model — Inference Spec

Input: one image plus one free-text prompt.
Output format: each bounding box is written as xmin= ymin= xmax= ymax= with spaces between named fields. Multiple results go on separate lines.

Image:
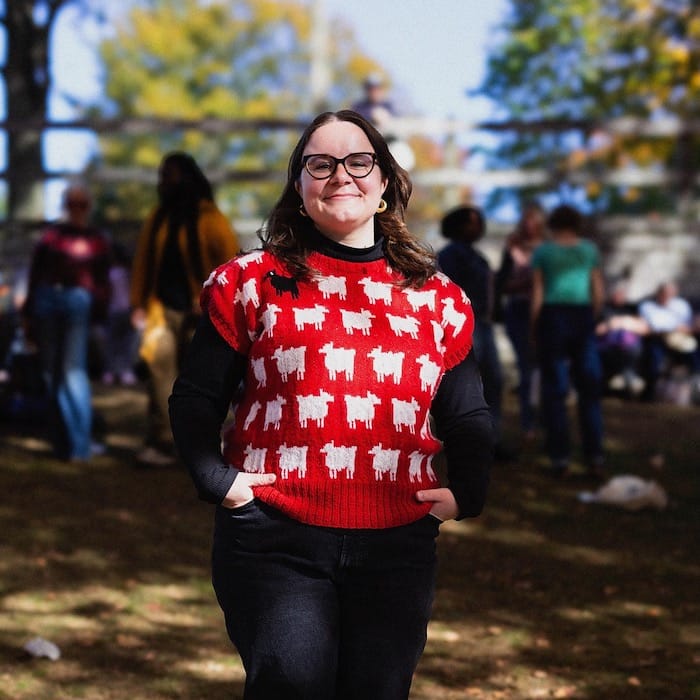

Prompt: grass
xmin=0 ymin=383 xmax=699 ymax=699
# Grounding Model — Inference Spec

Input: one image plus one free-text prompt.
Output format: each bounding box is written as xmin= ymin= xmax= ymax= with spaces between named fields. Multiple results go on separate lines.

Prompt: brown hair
xmin=260 ymin=110 xmax=436 ymax=288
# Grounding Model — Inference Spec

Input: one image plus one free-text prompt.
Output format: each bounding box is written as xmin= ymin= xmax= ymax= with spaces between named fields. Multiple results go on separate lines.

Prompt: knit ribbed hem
xmin=253 ymin=482 xmax=434 ymax=529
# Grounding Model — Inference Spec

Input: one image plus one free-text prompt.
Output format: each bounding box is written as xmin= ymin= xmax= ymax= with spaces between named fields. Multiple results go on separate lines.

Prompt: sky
xmin=323 ymin=0 xmax=508 ymax=122
xmin=44 ymin=0 xmax=510 ymax=216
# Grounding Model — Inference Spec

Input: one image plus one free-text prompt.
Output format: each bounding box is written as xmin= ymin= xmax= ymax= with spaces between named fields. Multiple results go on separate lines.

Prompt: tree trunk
xmin=3 ymin=1 xmax=65 ymax=220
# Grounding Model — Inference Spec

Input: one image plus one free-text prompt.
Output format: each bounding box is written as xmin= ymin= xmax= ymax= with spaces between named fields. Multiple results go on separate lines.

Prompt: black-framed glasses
xmin=302 ymin=152 xmax=377 ymax=180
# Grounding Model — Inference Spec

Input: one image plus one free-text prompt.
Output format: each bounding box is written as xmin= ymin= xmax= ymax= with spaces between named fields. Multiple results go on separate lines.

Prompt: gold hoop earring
xmin=376 ymin=199 xmax=388 ymax=214
xmin=299 ymin=204 xmax=308 ymax=217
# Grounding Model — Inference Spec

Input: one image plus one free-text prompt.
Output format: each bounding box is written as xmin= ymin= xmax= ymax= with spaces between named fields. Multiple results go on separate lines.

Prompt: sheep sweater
xmin=202 ymin=249 xmax=475 ymax=529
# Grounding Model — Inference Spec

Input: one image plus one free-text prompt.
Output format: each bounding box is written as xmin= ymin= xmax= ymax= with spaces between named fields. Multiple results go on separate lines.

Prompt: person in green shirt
xmin=531 ymin=204 xmax=605 ymax=478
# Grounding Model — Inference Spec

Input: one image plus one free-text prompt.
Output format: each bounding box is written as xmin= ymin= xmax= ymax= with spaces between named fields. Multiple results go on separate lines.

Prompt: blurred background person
xmin=638 ymin=280 xmax=699 ymax=400
xmin=130 ymin=152 xmax=239 ymax=466
xmin=351 ymin=73 xmax=396 ymax=132
xmin=595 ymin=281 xmax=649 ymax=397
xmin=99 ymin=241 xmax=140 ymax=387
xmin=531 ymin=204 xmax=605 ymax=478
xmin=351 ymin=74 xmax=415 ymax=172
xmin=438 ymin=205 xmax=509 ymax=459
xmin=495 ymin=202 xmax=547 ymax=442
xmin=22 ymin=182 xmax=112 ymax=461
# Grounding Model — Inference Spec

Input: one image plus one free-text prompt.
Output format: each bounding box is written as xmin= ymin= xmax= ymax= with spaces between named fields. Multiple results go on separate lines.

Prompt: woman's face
xmin=296 ymin=120 xmax=388 ymax=247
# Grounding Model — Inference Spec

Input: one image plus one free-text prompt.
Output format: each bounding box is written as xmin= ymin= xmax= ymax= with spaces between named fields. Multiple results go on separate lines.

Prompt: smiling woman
xmin=168 ymin=109 xmax=495 ymax=698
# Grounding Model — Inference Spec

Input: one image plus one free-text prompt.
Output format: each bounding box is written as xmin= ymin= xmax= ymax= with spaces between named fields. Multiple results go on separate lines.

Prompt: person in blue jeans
xmin=531 ymin=204 xmax=605 ymax=477
xmin=23 ymin=183 xmax=112 ymax=460
xmin=495 ymin=201 xmax=547 ymax=440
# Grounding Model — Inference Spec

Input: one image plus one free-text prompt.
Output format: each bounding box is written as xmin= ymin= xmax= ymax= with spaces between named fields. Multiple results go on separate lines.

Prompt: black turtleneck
xmin=169 ymin=234 xmax=494 ymax=520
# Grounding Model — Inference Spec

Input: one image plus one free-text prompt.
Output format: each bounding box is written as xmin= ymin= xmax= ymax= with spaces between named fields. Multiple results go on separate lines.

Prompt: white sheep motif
xmin=368 ymin=443 xmax=400 ymax=481
xmin=387 ymin=314 xmax=420 ymax=340
xmin=317 ymin=275 xmax=347 ymax=300
xmin=344 ymin=392 xmax=381 ymax=429
xmin=416 ymin=354 xmax=441 ymax=392
xmin=272 ymin=346 xmax=306 ymax=381
xmin=368 ymin=346 xmax=404 ymax=384
xmin=297 ymin=390 xmax=334 ymax=428
xmin=293 ymin=304 xmax=329 ymax=331
xmin=320 ymin=342 xmax=356 ymax=381
xmin=404 ymin=288 xmax=436 ymax=312
xmin=276 ymin=444 xmax=308 ymax=479
xmin=341 ymin=309 xmax=375 ymax=336
xmin=234 ymin=278 xmax=259 ymax=308
xmin=261 ymin=303 xmax=282 ymax=338
xmin=321 ymin=441 xmax=357 ymax=479
xmin=264 ymin=395 xmax=287 ymax=430
xmin=392 ymin=397 xmax=420 ymax=434
xmin=359 ymin=277 xmax=393 ymax=305
xmin=242 ymin=445 xmax=267 ymax=473
xmin=243 ymin=400 xmax=262 ymax=430
xmin=441 ymin=297 xmax=467 ymax=333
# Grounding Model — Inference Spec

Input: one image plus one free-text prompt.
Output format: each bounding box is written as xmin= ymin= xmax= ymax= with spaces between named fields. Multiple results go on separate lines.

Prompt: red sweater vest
xmin=202 ymin=249 xmax=474 ymax=528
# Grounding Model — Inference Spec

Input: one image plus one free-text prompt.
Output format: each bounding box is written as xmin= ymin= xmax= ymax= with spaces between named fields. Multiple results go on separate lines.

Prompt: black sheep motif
xmin=263 ymin=270 xmax=300 ymax=299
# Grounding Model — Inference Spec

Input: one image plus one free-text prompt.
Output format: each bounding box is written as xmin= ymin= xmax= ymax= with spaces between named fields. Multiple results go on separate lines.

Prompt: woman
xmin=130 ymin=152 xmax=238 ymax=465
xmin=531 ymin=204 xmax=605 ymax=478
xmin=169 ymin=110 xmax=494 ymax=699
xmin=495 ymin=201 xmax=546 ymax=440
xmin=23 ymin=183 xmax=111 ymax=460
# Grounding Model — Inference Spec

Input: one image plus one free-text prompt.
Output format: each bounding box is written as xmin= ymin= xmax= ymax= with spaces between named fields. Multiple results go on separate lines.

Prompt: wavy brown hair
xmin=260 ymin=110 xmax=436 ymax=288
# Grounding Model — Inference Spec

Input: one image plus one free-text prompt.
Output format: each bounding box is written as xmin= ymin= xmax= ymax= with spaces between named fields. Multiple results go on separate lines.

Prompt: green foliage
xmin=88 ymin=0 xmax=385 ymax=224
xmin=478 ymin=0 xmax=700 ymax=213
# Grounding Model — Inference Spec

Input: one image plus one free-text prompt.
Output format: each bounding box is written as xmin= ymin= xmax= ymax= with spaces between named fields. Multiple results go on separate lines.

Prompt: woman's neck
xmin=309 ymin=227 xmax=384 ymax=262
xmin=553 ymin=230 xmax=579 ymax=245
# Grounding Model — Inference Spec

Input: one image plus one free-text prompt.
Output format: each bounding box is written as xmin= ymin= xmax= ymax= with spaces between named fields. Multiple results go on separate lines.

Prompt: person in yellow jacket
xmin=130 ymin=152 xmax=238 ymax=465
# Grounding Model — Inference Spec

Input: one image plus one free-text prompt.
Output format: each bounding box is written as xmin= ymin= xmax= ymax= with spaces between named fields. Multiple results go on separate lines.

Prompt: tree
xmin=477 ymin=0 xmax=700 ymax=213
xmin=0 ymin=0 xmax=111 ymax=220
xmin=88 ymin=0 xmax=385 ymax=226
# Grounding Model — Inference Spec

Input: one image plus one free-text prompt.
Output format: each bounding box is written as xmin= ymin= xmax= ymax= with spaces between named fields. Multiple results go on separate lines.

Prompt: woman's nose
xmin=328 ymin=164 xmax=351 ymax=184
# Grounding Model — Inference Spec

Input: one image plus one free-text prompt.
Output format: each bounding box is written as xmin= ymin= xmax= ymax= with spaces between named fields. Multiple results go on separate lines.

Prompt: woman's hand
xmin=221 ymin=472 xmax=276 ymax=509
xmin=415 ymin=487 xmax=459 ymax=521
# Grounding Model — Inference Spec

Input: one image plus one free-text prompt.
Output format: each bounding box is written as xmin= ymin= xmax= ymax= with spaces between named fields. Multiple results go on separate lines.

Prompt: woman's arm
xmin=169 ymin=313 xmax=275 ymax=505
xmin=417 ymin=352 xmax=495 ymax=519
xmin=590 ymin=267 xmax=605 ymax=319
xmin=530 ymin=268 xmax=544 ymax=326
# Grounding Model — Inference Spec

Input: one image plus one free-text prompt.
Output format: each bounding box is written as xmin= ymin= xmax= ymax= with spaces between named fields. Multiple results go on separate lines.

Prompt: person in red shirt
xmin=23 ymin=183 xmax=112 ymax=460
xmin=169 ymin=111 xmax=494 ymax=699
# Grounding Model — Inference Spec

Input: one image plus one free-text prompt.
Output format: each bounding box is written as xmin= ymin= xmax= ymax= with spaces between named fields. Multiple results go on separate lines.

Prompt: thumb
xmin=251 ymin=473 xmax=277 ymax=486
xmin=415 ymin=490 xmax=435 ymax=503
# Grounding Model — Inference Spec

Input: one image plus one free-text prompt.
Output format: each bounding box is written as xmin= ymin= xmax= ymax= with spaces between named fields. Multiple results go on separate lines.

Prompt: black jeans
xmin=212 ymin=500 xmax=440 ymax=700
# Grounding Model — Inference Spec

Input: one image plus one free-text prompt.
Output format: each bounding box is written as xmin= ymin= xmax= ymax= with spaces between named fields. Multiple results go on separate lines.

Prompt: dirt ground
xmin=0 ymin=382 xmax=699 ymax=699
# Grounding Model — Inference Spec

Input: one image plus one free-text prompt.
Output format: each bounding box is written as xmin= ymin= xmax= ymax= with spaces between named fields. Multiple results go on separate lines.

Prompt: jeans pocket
xmin=225 ymin=498 xmax=257 ymax=514
xmin=214 ymin=500 xmax=288 ymax=555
